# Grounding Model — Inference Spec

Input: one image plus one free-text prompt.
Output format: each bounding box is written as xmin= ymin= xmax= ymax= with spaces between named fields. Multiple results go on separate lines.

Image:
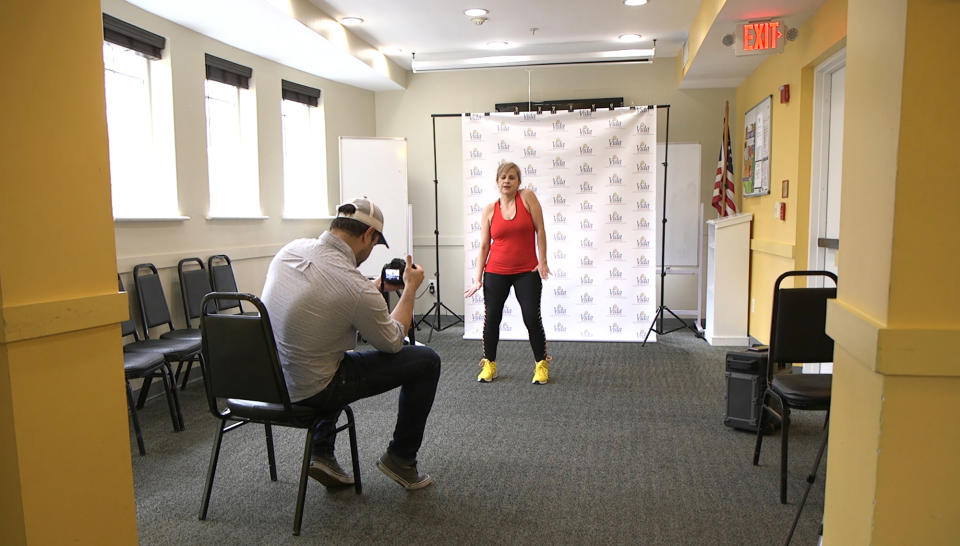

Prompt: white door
xmin=807 ymin=50 xmax=845 ymax=373
xmin=809 ymin=50 xmax=845 ymax=282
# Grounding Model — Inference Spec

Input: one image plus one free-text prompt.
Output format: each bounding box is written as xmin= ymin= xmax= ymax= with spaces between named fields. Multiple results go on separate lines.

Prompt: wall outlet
xmin=428 ymin=280 xmax=436 ymax=294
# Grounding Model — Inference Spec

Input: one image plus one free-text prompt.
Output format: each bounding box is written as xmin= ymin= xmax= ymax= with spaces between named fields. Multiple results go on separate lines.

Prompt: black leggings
xmin=482 ymin=271 xmax=547 ymax=362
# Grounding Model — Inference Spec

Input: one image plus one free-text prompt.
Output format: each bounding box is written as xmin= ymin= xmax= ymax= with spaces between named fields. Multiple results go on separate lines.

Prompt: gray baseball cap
xmin=336 ymin=197 xmax=388 ymax=247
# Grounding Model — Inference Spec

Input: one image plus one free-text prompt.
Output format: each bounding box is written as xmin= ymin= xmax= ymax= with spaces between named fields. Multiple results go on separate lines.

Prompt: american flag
xmin=712 ymin=110 xmax=736 ymax=216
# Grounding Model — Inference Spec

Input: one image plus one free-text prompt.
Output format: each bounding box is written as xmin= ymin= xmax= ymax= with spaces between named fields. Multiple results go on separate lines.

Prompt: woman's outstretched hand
xmin=464 ymin=279 xmax=482 ymax=298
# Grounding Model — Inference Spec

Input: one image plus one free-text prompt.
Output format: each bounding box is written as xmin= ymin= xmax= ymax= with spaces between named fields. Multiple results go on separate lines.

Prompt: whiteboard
xmin=339 ymin=137 xmax=409 ymax=278
xmin=656 ymin=142 xmax=701 ymax=267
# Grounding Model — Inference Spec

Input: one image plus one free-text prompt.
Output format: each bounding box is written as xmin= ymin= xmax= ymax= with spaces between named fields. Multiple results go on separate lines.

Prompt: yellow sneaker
xmin=532 ymin=357 xmax=550 ymax=384
xmin=477 ymin=359 xmax=497 ymax=382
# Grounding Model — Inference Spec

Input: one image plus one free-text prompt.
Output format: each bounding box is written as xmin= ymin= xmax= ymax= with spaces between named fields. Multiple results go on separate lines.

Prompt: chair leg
xmin=126 ymin=380 xmax=146 ymax=456
xmin=293 ymin=429 xmax=313 ymax=536
xmin=265 ymin=424 xmax=277 ymax=481
xmin=136 ymin=377 xmax=153 ymax=409
xmin=344 ymin=406 xmax=362 ymax=494
xmin=777 ymin=397 xmax=791 ymax=505
xmin=753 ymin=389 xmax=769 ymax=466
xmin=158 ymin=365 xmax=180 ymax=432
xmin=199 ymin=419 xmax=227 ymax=521
xmin=179 ymin=360 xmax=193 ymax=390
xmin=163 ymin=362 xmax=185 ymax=431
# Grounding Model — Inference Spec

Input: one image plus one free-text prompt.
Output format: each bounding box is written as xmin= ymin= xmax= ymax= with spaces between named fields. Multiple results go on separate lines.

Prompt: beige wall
xmin=375 ymin=61 xmax=736 ymax=316
xmin=104 ymin=0 xmax=377 ymax=327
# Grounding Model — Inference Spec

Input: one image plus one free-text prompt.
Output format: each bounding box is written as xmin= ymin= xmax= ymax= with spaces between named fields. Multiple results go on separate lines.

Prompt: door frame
xmin=808 ymin=48 xmax=846 ymax=281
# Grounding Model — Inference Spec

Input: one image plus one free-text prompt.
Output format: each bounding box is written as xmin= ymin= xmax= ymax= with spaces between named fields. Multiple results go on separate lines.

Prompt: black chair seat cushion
xmin=771 ymin=373 xmax=832 ymax=409
xmin=226 ymin=399 xmax=318 ymax=426
xmin=160 ymin=328 xmax=202 ymax=341
xmin=123 ymin=351 xmax=166 ymax=375
xmin=124 ymin=338 xmax=201 ymax=360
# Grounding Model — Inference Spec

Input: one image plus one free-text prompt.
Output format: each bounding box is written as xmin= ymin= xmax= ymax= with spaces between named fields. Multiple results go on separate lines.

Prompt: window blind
xmin=205 ymin=54 xmax=252 ymax=89
xmin=102 ymin=13 xmax=165 ymax=60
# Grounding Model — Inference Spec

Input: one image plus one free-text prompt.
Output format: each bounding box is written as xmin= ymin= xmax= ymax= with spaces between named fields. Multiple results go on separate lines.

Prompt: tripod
xmin=416 ymin=114 xmax=464 ymax=333
xmin=643 ymin=105 xmax=701 ymax=346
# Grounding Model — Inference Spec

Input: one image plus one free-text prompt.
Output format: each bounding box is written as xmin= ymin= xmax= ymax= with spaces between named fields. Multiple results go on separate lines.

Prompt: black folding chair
xmin=134 ymin=263 xmax=203 ymax=388
xmin=123 ymin=349 xmax=174 ymax=455
xmin=198 ymin=292 xmax=362 ymax=536
xmin=753 ymin=270 xmax=837 ymax=504
xmin=178 ymin=257 xmax=213 ymax=329
xmin=207 ymin=255 xmax=255 ymax=315
xmin=120 ymin=275 xmax=200 ymax=429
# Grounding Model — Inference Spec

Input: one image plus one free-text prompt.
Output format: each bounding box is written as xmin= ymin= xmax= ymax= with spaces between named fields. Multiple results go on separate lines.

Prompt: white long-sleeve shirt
xmin=261 ymin=231 xmax=404 ymax=402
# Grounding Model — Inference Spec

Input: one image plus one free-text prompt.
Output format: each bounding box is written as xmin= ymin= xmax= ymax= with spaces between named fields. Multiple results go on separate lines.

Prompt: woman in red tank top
xmin=464 ymin=162 xmax=553 ymax=384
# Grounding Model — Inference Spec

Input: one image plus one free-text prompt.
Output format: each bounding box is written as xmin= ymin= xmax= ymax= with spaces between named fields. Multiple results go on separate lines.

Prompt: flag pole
xmin=722 ymin=101 xmax=729 ymax=217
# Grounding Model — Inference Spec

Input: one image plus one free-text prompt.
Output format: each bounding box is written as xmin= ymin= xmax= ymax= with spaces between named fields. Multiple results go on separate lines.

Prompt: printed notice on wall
xmin=743 ymin=95 xmax=771 ymax=197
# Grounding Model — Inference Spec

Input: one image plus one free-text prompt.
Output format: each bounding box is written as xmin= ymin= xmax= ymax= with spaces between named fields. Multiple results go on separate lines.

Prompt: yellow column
xmin=0 ymin=1 xmax=137 ymax=544
xmin=824 ymin=0 xmax=960 ymax=543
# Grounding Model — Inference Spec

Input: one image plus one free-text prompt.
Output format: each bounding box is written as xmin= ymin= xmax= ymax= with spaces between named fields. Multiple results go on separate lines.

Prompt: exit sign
xmin=735 ymin=19 xmax=786 ymax=56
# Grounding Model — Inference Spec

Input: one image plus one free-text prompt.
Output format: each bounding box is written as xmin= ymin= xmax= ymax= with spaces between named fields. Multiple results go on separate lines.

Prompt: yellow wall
xmin=822 ymin=0 xmax=960 ymax=543
xmin=735 ymin=0 xmax=847 ymax=342
xmin=0 ymin=0 xmax=138 ymax=543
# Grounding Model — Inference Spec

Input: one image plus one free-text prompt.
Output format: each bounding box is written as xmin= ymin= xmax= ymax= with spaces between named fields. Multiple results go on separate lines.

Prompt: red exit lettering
xmin=743 ymin=21 xmax=783 ymax=51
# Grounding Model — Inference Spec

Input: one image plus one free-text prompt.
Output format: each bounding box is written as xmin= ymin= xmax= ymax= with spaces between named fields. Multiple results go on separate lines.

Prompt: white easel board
xmin=339 ymin=137 xmax=409 ymax=278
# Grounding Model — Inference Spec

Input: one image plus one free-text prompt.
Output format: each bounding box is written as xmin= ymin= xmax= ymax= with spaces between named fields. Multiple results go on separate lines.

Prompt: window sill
xmin=206 ymin=215 xmax=270 ymax=220
xmin=281 ymin=215 xmax=335 ymax=220
xmin=115 ymin=216 xmax=191 ymax=223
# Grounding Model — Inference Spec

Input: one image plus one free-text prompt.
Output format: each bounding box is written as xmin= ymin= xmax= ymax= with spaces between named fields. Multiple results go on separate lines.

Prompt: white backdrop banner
xmin=462 ymin=108 xmax=659 ymax=342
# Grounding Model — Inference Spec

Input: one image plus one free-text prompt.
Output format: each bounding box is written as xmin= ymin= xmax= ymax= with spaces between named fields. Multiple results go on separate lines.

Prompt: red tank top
xmin=485 ymin=193 xmax=539 ymax=275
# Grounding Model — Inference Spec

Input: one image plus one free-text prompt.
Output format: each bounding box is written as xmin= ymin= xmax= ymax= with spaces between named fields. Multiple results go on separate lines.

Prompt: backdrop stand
xmin=643 ymin=105 xmax=702 ymax=346
xmin=416 ymin=114 xmax=464 ymax=335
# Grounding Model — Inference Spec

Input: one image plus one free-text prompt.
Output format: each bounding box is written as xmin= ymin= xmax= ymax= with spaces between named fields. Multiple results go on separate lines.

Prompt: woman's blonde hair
xmin=495 ymin=162 xmax=522 ymax=185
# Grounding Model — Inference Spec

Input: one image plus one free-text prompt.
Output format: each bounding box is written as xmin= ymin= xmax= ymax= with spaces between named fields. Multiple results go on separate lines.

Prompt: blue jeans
xmin=297 ymin=345 xmax=441 ymax=462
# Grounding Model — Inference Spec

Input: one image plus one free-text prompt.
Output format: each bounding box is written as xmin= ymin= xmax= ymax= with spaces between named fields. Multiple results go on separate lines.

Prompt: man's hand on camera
xmin=402 ymin=255 xmax=424 ymax=290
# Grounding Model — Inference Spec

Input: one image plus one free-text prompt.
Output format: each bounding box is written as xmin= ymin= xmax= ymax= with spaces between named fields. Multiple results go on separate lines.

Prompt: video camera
xmin=381 ymin=258 xmax=406 ymax=288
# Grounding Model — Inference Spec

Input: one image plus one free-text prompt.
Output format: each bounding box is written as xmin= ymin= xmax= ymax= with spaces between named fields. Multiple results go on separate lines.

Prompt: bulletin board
xmin=742 ymin=95 xmax=771 ymax=197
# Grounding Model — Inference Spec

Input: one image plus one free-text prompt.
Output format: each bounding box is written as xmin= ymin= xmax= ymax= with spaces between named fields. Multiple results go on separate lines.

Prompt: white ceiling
xmin=126 ymin=0 xmax=826 ymax=90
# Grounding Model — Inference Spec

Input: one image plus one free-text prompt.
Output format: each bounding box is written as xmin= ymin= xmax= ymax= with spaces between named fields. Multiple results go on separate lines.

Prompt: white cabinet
xmin=705 ymin=213 xmax=752 ymax=346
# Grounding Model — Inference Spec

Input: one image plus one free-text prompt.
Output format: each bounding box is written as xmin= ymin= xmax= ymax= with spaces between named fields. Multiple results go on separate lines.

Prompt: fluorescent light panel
xmin=412 ymin=48 xmax=655 ymax=72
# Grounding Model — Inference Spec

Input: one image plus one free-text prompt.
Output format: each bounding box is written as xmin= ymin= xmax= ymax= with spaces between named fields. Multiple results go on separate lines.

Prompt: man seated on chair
xmin=262 ymin=197 xmax=441 ymax=490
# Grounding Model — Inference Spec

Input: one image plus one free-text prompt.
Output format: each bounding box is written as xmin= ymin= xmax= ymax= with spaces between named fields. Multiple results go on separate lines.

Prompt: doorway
xmin=807 ymin=49 xmax=845 ymax=374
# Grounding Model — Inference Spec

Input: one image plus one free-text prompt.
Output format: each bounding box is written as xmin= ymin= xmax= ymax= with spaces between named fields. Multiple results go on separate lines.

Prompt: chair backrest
xmin=133 ymin=263 xmax=175 ymax=338
xmin=118 ymin=274 xmax=142 ymax=341
xmin=208 ymin=254 xmax=244 ymax=313
xmin=768 ymin=270 xmax=838 ymax=376
xmin=200 ymin=292 xmax=292 ymax=418
xmin=178 ymin=257 xmax=213 ymax=328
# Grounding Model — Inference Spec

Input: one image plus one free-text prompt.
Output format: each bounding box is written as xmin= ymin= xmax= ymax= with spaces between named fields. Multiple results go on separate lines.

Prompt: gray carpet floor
xmin=130 ymin=323 xmax=826 ymax=545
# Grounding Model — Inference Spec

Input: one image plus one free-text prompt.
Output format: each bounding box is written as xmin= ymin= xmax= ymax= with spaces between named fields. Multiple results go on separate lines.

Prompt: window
xmin=102 ymin=14 xmax=179 ymax=219
xmin=204 ymin=54 xmax=261 ymax=218
xmin=280 ymin=80 xmax=327 ymax=218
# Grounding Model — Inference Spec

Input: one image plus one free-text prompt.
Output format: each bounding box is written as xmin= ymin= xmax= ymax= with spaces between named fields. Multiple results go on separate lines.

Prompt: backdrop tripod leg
xmin=784 ymin=420 xmax=829 ymax=546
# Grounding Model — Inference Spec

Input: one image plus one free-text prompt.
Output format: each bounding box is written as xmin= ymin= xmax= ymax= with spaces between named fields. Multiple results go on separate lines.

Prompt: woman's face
xmin=497 ymin=168 xmax=520 ymax=196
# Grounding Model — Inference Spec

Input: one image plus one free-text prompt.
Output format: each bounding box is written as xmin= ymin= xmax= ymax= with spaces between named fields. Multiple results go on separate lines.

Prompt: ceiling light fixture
xmin=412 ymin=47 xmax=655 ymax=73
xmin=619 ymin=33 xmax=643 ymax=42
xmin=339 ymin=16 xmax=364 ymax=26
xmin=623 ymin=0 xmax=648 ymax=6
xmin=464 ymin=8 xmax=489 ymax=17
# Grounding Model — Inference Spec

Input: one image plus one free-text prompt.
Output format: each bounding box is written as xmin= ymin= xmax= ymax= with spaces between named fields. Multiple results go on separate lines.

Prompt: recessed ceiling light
xmin=485 ymin=41 xmax=510 ymax=50
xmin=624 ymin=0 xmax=648 ymax=6
xmin=340 ymin=16 xmax=364 ymax=26
xmin=464 ymin=8 xmax=489 ymax=17
xmin=619 ymin=33 xmax=643 ymax=42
